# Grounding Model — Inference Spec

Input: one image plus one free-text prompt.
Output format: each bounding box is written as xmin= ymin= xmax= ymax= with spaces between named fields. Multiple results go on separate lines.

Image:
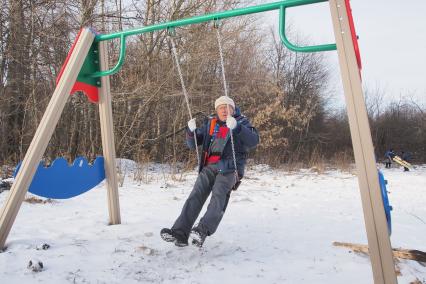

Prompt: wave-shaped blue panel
xmin=14 ymin=157 xmax=105 ymax=199
xmin=378 ymin=170 xmax=392 ymax=235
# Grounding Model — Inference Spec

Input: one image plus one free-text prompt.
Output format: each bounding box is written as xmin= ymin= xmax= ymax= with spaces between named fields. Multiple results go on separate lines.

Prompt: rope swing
xmin=169 ymin=34 xmax=201 ymax=167
xmin=215 ymin=24 xmax=239 ymax=185
xmin=168 ymin=25 xmax=239 ymax=186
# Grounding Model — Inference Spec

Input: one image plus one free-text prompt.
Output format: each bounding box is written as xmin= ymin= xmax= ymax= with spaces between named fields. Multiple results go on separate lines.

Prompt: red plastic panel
xmin=56 ymin=29 xmax=99 ymax=103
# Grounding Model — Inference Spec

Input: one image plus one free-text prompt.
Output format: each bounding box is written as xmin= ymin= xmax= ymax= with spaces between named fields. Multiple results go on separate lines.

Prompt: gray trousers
xmin=172 ymin=164 xmax=235 ymax=239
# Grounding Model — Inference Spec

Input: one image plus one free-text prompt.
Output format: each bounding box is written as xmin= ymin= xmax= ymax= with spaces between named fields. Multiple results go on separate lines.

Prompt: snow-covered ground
xmin=0 ymin=161 xmax=425 ymax=284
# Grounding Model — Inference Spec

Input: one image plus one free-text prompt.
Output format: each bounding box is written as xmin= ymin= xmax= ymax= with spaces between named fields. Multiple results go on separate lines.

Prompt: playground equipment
xmin=0 ymin=0 xmax=397 ymax=283
xmin=393 ymin=155 xmax=412 ymax=169
xmin=13 ymin=157 xmax=105 ymax=199
xmin=378 ymin=170 xmax=392 ymax=235
xmin=169 ymin=25 xmax=241 ymax=189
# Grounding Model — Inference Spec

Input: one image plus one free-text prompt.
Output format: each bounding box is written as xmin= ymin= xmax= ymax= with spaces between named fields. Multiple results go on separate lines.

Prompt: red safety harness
xmin=203 ymin=117 xmax=241 ymax=191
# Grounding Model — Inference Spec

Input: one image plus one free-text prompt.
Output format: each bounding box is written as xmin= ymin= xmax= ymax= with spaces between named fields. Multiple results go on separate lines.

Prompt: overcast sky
xmin=258 ymin=0 xmax=426 ymax=107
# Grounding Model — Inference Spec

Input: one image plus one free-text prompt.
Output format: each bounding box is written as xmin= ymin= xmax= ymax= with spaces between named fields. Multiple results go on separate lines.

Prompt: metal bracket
xmin=91 ymin=34 xmax=126 ymax=78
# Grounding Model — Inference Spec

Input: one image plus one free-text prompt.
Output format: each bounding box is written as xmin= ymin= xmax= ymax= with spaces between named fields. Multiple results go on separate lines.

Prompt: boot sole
xmin=190 ymin=232 xmax=204 ymax=247
xmin=160 ymin=232 xmax=175 ymax=243
xmin=174 ymin=241 xmax=188 ymax=247
xmin=161 ymin=232 xmax=188 ymax=247
xmin=191 ymin=239 xmax=203 ymax=247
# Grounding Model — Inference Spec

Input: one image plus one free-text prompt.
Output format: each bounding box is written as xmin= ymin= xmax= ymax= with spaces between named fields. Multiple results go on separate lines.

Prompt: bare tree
xmin=0 ymin=0 xmax=424 ymax=168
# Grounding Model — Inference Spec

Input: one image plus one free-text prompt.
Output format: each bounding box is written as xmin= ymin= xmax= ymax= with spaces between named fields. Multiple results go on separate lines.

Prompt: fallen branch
xmin=333 ymin=242 xmax=426 ymax=263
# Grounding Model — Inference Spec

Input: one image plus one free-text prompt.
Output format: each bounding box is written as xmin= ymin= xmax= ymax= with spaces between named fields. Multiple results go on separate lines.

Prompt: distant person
xmin=384 ymin=148 xmax=395 ymax=168
xmin=401 ymin=151 xmax=411 ymax=172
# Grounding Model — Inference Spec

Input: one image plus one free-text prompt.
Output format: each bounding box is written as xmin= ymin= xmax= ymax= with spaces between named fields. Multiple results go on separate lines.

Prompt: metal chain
xmin=216 ymin=28 xmax=239 ymax=184
xmin=169 ymin=36 xmax=201 ymax=167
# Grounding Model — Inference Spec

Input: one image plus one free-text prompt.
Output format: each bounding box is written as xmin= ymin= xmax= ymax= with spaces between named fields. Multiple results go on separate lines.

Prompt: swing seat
xmin=14 ymin=157 xmax=105 ymax=199
xmin=378 ymin=170 xmax=392 ymax=235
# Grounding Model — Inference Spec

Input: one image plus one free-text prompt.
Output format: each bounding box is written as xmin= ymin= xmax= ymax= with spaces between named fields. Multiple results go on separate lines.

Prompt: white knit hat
xmin=214 ymin=96 xmax=235 ymax=110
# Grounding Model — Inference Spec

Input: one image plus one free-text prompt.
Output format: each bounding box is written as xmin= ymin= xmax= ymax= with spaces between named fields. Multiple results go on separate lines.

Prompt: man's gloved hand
xmin=226 ymin=116 xmax=237 ymax=130
xmin=187 ymin=118 xmax=197 ymax=132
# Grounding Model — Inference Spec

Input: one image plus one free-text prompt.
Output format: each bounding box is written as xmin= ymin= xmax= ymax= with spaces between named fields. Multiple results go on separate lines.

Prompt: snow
xmin=0 ymin=161 xmax=425 ymax=283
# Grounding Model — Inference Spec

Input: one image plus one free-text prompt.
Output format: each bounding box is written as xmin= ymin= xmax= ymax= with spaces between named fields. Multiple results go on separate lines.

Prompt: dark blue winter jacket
xmin=186 ymin=107 xmax=259 ymax=178
xmin=385 ymin=150 xmax=396 ymax=159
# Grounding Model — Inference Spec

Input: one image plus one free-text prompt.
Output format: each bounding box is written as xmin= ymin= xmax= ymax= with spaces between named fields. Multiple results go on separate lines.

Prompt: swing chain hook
xmin=167 ymin=27 xmax=176 ymax=37
xmin=213 ymin=19 xmax=221 ymax=29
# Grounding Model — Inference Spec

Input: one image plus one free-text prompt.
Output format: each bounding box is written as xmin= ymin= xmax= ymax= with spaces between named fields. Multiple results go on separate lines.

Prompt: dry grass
xmin=331 ymin=151 xmax=354 ymax=172
xmin=0 ymin=165 xmax=15 ymax=179
xmin=259 ymin=157 xmax=357 ymax=175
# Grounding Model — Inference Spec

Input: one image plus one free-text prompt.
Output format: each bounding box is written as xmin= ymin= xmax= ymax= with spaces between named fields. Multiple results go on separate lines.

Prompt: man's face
xmin=216 ymin=104 xmax=234 ymax=122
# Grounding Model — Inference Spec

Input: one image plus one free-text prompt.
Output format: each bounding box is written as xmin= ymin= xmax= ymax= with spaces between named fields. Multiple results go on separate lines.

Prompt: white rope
xmin=169 ymin=36 xmax=201 ymax=167
xmin=216 ymin=28 xmax=239 ymax=184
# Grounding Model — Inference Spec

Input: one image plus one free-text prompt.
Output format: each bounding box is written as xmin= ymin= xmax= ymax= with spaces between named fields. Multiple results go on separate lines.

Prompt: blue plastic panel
xmin=14 ymin=157 xmax=105 ymax=199
xmin=378 ymin=170 xmax=392 ymax=235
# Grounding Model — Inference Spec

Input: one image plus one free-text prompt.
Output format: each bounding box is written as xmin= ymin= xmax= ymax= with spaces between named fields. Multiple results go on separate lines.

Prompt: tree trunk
xmin=4 ymin=0 xmax=28 ymax=161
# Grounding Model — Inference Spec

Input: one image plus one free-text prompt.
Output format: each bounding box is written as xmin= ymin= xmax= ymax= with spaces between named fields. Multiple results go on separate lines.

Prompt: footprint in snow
xmin=232 ymin=197 xmax=253 ymax=203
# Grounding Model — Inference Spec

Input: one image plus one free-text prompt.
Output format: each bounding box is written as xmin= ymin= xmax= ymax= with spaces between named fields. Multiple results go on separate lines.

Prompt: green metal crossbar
xmin=90 ymin=0 xmax=336 ymax=78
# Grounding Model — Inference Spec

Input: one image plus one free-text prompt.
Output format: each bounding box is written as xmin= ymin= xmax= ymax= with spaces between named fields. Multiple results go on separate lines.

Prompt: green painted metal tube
xmin=93 ymin=0 xmax=337 ymax=77
xmin=96 ymin=0 xmax=327 ymax=42
xmin=91 ymin=35 xmax=126 ymax=78
xmin=279 ymin=5 xmax=336 ymax=52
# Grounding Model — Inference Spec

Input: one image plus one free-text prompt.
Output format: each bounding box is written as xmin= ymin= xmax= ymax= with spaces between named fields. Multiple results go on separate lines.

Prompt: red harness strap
xmin=206 ymin=117 xmax=241 ymax=190
xmin=202 ymin=118 xmax=218 ymax=166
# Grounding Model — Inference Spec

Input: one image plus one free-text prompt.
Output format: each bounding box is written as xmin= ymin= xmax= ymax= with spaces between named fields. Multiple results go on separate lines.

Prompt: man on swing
xmin=161 ymin=96 xmax=259 ymax=247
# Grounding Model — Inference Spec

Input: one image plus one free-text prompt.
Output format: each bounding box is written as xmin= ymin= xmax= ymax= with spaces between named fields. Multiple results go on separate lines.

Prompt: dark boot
xmin=189 ymin=226 xmax=208 ymax=247
xmin=160 ymin=228 xmax=188 ymax=247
